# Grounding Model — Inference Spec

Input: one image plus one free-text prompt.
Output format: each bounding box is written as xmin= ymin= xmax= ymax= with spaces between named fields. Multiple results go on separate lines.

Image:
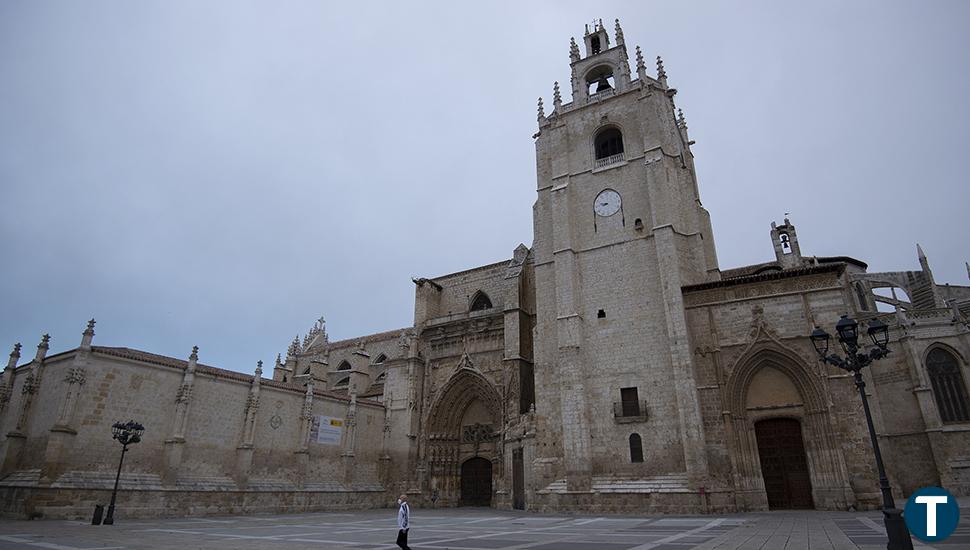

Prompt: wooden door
xmin=460 ymin=457 xmax=492 ymax=507
xmin=755 ymin=418 xmax=814 ymax=509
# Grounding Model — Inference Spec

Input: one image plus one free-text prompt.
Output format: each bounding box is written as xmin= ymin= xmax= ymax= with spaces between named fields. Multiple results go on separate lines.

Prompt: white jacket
xmin=397 ymin=502 xmax=410 ymax=530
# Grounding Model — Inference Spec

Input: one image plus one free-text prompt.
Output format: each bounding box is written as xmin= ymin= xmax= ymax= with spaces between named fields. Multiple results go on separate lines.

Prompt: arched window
xmin=927 ymin=348 xmax=970 ymax=423
xmin=337 ymin=361 xmax=351 ymax=371
xmin=594 ymin=128 xmax=624 ymax=160
xmin=629 ymin=433 xmax=644 ymax=463
xmin=373 ymin=353 xmax=387 ymax=364
xmin=470 ymin=291 xmax=492 ymax=312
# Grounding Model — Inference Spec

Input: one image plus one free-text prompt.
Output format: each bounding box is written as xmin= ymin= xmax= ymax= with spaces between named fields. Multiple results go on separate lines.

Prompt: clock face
xmin=594 ymin=189 xmax=622 ymax=217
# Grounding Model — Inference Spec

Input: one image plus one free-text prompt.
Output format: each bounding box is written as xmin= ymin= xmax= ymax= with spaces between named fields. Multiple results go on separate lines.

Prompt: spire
xmin=35 ymin=334 xmax=50 ymax=363
xmin=275 ymin=353 xmax=282 ymax=369
xmin=537 ymin=97 xmax=545 ymax=122
xmin=635 ymin=46 xmax=647 ymax=80
xmin=80 ymin=318 xmax=96 ymax=349
xmin=569 ymin=37 xmax=580 ymax=62
xmin=614 ymin=18 xmax=624 ymax=46
xmin=187 ymin=345 xmax=199 ymax=374
xmin=6 ymin=343 xmax=21 ymax=370
xmin=917 ymin=243 xmax=930 ymax=272
xmin=656 ymin=55 xmax=668 ymax=87
xmin=553 ymin=81 xmax=562 ymax=110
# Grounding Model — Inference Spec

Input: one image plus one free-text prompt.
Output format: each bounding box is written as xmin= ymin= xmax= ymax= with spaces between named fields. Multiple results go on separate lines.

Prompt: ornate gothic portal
xmin=725 ymin=346 xmax=855 ymax=511
xmin=424 ymin=367 xmax=503 ymax=507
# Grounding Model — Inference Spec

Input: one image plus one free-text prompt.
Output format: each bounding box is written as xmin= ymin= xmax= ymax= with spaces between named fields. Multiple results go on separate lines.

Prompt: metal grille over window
xmin=927 ymin=348 xmax=970 ymax=423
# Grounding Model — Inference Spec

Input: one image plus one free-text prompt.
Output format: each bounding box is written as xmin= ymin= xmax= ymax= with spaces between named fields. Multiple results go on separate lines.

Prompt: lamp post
xmin=102 ymin=420 xmax=144 ymax=526
xmin=810 ymin=315 xmax=913 ymax=550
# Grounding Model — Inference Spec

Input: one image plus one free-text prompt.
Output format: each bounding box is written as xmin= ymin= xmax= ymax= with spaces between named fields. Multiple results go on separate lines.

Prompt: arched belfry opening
xmin=425 ymin=369 xmax=502 ymax=507
xmin=594 ymin=127 xmax=624 ymax=160
xmin=585 ymin=64 xmax=615 ymax=96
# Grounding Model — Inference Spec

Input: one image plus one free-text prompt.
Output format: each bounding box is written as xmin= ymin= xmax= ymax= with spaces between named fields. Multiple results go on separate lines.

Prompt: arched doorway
xmin=754 ymin=418 xmax=813 ymax=509
xmin=460 ymin=457 xmax=492 ymax=506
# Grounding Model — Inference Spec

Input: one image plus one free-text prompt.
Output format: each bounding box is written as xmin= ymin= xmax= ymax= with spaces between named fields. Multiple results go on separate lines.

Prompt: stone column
xmin=163 ymin=346 xmax=198 ymax=485
xmin=42 ymin=320 xmax=95 ymax=482
xmin=235 ymin=361 xmax=262 ymax=488
xmin=653 ymin=225 xmax=709 ymax=485
xmin=294 ymin=377 xmax=314 ymax=488
xmin=1 ymin=334 xmax=49 ymax=475
xmin=342 ymin=393 xmax=358 ymax=485
xmin=0 ymin=343 xmax=22 ymax=415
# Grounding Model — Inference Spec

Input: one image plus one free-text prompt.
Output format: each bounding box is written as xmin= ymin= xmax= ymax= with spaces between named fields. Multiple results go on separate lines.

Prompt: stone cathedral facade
xmin=2 ymin=20 xmax=969 ymax=519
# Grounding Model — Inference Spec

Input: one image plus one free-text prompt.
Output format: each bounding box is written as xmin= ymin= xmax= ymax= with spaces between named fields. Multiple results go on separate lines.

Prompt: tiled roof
xmin=683 ymin=263 xmax=845 ymax=293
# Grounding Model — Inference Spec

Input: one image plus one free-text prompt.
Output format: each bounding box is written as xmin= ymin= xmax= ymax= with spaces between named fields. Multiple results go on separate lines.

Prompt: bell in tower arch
xmin=595 ymin=76 xmax=613 ymax=93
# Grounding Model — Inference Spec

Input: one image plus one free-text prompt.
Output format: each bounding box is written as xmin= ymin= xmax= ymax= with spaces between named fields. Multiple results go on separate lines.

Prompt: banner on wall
xmin=309 ymin=415 xmax=344 ymax=445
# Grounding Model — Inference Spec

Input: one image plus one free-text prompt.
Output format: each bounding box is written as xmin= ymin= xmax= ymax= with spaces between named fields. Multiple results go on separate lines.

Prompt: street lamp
xmin=102 ymin=420 xmax=144 ymax=525
xmin=810 ymin=315 xmax=913 ymax=550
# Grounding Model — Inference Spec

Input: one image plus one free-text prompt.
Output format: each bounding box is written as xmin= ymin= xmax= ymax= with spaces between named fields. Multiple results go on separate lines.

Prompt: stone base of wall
xmin=528 ymin=490 xmax=738 ymax=514
xmin=0 ymin=486 xmax=390 ymax=520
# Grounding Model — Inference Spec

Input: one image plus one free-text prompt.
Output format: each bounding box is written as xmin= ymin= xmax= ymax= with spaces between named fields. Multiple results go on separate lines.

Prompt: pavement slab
xmin=0 ymin=508 xmax=965 ymax=549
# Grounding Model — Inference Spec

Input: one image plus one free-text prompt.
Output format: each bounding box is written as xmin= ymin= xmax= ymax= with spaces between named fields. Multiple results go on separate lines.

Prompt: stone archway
xmin=424 ymin=367 xmax=503 ymax=507
xmin=724 ymin=346 xmax=854 ymax=511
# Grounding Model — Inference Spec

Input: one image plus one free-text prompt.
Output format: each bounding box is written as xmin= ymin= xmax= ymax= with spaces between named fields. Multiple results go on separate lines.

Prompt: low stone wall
xmin=0 ymin=486 xmax=390 ymax=520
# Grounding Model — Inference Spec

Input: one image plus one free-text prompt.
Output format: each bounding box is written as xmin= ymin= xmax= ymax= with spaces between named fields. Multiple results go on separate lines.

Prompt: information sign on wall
xmin=309 ymin=415 xmax=344 ymax=445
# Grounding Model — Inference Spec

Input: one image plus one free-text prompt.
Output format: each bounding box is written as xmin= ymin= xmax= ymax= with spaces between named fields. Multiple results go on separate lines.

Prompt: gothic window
xmin=590 ymin=35 xmax=601 ymax=55
xmin=594 ymin=128 xmax=624 ymax=160
xmin=926 ymin=348 xmax=970 ymax=423
xmin=470 ymin=291 xmax=493 ymax=312
xmin=629 ymin=433 xmax=644 ymax=463
xmin=585 ymin=65 xmax=615 ymax=96
xmin=373 ymin=353 xmax=387 ymax=364
xmin=337 ymin=361 xmax=351 ymax=371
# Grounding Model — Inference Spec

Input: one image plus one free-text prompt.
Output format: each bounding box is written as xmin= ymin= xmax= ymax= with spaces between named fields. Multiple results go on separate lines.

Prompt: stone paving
xmin=0 ymin=508 xmax=966 ymax=550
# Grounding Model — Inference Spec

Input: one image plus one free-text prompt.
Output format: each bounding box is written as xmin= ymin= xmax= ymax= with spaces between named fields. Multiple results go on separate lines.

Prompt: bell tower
xmin=531 ymin=19 xmax=718 ymax=491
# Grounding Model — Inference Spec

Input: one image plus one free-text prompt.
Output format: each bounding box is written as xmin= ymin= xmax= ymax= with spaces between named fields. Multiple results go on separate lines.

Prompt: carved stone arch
xmin=469 ymin=291 xmax=493 ymax=312
xmin=725 ymin=345 xmax=826 ymax=416
xmin=428 ymin=368 xmax=503 ymax=436
xmin=725 ymin=344 xmax=854 ymax=512
xmin=921 ymin=341 xmax=967 ymax=366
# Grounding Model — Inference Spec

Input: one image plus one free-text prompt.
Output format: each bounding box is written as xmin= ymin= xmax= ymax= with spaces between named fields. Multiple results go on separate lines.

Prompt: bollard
xmin=91 ymin=504 xmax=104 ymax=525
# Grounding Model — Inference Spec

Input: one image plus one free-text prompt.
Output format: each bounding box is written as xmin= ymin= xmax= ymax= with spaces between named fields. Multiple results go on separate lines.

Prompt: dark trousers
xmin=396 ymin=528 xmax=410 ymax=549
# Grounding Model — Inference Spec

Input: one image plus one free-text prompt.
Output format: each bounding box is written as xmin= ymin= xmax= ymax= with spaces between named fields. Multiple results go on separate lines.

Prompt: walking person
xmin=396 ymin=494 xmax=411 ymax=550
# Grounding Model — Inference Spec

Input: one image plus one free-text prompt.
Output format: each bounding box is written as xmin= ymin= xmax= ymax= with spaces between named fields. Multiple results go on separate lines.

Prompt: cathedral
xmin=1 ymin=19 xmax=969 ymax=519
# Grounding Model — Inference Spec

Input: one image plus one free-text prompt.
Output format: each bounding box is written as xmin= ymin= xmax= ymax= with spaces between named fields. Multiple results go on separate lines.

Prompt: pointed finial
xmin=275 ymin=353 xmax=282 ymax=368
xmin=677 ymin=108 xmax=687 ymax=129
xmin=917 ymin=243 xmax=926 ymax=261
xmin=553 ymin=82 xmax=561 ymax=109
xmin=569 ymin=37 xmax=580 ymax=62
xmin=7 ymin=343 xmax=21 ymax=369
xmin=35 ymin=334 xmax=50 ymax=362
xmin=636 ymin=46 xmax=644 ymax=70
xmin=614 ymin=19 xmax=624 ymax=45
xmin=40 ymin=334 xmax=50 ymax=346
xmin=85 ymin=319 xmax=96 ymax=333
xmin=255 ymin=360 xmax=263 ymax=378
xmin=190 ymin=345 xmax=199 ymax=360
xmin=537 ymin=97 xmax=545 ymax=121
xmin=656 ymin=55 xmax=667 ymax=82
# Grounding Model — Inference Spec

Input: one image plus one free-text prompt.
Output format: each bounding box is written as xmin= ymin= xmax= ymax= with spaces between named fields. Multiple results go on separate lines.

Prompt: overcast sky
xmin=2 ymin=1 xmax=968 ymax=374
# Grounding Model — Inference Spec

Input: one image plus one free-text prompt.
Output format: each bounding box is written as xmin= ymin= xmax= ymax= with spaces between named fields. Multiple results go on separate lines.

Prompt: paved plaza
xmin=0 ymin=508 xmax=967 ymax=550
